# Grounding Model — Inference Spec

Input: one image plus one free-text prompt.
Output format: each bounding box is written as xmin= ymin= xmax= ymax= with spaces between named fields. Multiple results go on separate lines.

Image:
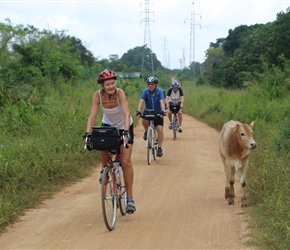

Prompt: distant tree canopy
xmin=120 ymin=45 xmax=163 ymax=75
xmin=203 ymin=7 xmax=290 ymax=88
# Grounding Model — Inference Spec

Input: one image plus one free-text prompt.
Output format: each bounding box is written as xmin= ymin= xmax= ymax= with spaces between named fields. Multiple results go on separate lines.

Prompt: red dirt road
xmin=0 ymin=114 xmax=255 ymax=249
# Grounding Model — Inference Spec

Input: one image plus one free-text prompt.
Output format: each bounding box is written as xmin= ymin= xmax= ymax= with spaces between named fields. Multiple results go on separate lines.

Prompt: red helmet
xmin=97 ymin=70 xmax=117 ymax=84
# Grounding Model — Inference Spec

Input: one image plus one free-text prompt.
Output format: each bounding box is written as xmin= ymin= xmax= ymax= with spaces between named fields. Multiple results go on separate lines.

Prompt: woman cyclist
xmin=83 ymin=69 xmax=136 ymax=214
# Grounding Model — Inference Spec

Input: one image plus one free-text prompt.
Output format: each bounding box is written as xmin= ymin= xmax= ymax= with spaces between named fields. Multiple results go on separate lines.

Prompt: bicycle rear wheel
xmin=101 ymin=166 xmax=117 ymax=231
xmin=118 ymin=167 xmax=127 ymax=216
xmin=147 ymin=128 xmax=153 ymax=165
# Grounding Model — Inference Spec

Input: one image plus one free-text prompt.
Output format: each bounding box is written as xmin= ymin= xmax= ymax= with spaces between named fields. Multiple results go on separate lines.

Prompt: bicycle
xmin=169 ymin=102 xmax=181 ymax=140
xmin=84 ymin=126 xmax=128 ymax=231
xmin=141 ymin=109 xmax=158 ymax=165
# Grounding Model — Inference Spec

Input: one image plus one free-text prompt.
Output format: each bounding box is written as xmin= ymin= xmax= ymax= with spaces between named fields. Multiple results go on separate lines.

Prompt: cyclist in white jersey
xmin=83 ymin=69 xmax=136 ymax=214
xmin=166 ymin=81 xmax=184 ymax=132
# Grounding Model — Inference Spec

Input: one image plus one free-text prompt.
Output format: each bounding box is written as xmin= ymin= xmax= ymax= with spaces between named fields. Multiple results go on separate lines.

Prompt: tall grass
xmin=0 ymin=77 xmax=144 ymax=232
xmin=182 ymin=80 xmax=290 ymax=249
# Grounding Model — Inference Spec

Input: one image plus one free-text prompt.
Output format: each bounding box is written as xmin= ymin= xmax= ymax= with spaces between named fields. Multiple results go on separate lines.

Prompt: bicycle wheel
xmin=152 ymin=131 xmax=157 ymax=160
xmin=101 ymin=166 xmax=117 ymax=231
xmin=173 ymin=115 xmax=177 ymax=140
xmin=147 ymin=128 xmax=153 ymax=165
xmin=118 ymin=167 xmax=127 ymax=216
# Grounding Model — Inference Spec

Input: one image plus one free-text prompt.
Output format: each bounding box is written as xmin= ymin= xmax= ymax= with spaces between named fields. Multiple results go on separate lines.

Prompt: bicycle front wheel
xmin=118 ymin=167 xmax=127 ymax=216
xmin=147 ymin=128 xmax=153 ymax=165
xmin=101 ymin=166 xmax=117 ymax=231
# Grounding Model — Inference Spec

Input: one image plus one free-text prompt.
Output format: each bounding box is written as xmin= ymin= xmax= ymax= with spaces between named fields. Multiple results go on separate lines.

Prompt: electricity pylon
xmin=185 ymin=2 xmax=201 ymax=79
xmin=141 ymin=0 xmax=154 ymax=76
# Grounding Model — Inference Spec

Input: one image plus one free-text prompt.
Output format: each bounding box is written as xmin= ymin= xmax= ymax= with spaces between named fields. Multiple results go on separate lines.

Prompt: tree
xmin=120 ymin=46 xmax=162 ymax=73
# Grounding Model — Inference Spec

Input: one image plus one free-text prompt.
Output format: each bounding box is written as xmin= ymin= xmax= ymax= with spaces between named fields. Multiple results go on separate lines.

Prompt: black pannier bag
xmin=169 ymin=102 xmax=181 ymax=113
xmin=143 ymin=109 xmax=156 ymax=120
xmin=91 ymin=126 xmax=120 ymax=151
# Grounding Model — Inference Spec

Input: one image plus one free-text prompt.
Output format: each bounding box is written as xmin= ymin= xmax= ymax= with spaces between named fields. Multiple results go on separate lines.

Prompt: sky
xmin=1 ymin=0 xmax=290 ymax=70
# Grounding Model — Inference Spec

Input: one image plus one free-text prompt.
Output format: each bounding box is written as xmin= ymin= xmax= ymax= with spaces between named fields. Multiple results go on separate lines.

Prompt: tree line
xmin=1 ymin=7 xmax=290 ymax=109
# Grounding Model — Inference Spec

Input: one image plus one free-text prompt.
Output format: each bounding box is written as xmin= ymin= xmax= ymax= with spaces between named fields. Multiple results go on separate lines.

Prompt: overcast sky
xmin=1 ymin=0 xmax=289 ymax=69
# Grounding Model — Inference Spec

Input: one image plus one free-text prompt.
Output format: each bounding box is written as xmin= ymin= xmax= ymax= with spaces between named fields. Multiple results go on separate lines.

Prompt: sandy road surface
xmin=0 ymin=114 xmax=254 ymax=249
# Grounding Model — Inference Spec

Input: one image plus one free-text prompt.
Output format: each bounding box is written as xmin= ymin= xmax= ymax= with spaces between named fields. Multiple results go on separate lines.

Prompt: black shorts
xmin=149 ymin=116 xmax=164 ymax=127
xmin=102 ymin=123 xmax=134 ymax=145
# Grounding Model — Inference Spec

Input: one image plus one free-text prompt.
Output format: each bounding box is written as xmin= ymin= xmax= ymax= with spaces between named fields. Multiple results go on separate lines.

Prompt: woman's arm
xmin=86 ymin=91 xmax=100 ymax=133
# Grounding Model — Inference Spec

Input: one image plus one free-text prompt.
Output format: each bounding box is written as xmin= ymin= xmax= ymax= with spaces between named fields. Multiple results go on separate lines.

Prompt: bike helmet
xmin=146 ymin=76 xmax=158 ymax=84
xmin=172 ymin=81 xmax=179 ymax=88
xmin=97 ymin=69 xmax=117 ymax=84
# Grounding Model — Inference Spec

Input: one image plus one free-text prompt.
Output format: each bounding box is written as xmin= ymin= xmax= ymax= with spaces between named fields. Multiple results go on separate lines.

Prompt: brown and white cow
xmin=218 ymin=120 xmax=257 ymax=207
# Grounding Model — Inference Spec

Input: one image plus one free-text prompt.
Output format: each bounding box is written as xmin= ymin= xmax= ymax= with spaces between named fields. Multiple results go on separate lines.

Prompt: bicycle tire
xmin=118 ymin=167 xmax=127 ymax=216
xmin=152 ymin=131 xmax=157 ymax=160
xmin=101 ymin=166 xmax=117 ymax=231
xmin=173 ymin=115 xmax=177 ymax=140
xmin=147 ymin=127 xmax=153 ymax=165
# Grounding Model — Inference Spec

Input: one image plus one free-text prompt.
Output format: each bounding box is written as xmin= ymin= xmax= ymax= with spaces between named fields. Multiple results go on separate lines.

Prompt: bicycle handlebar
xmin=137 ymin=112 xmax=166 ymax=118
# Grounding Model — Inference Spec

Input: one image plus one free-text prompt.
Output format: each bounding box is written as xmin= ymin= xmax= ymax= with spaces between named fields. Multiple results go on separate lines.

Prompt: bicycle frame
xmin=141 ymin=110 xmax=159 ymax=165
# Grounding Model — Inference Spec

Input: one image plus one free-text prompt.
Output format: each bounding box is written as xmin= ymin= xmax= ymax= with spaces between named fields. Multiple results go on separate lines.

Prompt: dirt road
xmin=0 ymin=114 xmax=254 ymax=249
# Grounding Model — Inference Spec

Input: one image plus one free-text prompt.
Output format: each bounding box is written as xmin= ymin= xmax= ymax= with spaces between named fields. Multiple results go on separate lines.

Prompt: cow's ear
xmin=233 ymin=123 xmax=240 ymax=132
xmin=250 ymin=121 xmax=254 ymax=128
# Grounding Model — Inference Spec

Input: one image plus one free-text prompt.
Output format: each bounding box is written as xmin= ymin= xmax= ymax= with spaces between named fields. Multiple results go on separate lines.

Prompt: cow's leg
xmin=240 ymin=159 xmax=249 ymax=207
xmin=228 ymin=167 xmax=235 ymax=205
xmin=221 ymin=155 xmax=230 ymax=200
xmin=225 ymin=164 xmax=235 ymax=205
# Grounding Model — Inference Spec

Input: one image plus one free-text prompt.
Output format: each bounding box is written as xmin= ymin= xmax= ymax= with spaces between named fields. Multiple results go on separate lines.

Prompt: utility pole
xmin=184 ymin=2 xmax=201 ymax=80
xmin=141 ymin=0 xmax=154 ymax=76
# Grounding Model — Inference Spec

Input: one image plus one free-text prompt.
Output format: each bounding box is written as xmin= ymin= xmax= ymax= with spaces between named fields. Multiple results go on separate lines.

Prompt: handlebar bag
xmin=143 ymin=109 xmax=156 ymax=120
xmin=91 ymin=126 xmax=120 ymax=151
xmin=169 ymin=102 xmax=181 ymax=113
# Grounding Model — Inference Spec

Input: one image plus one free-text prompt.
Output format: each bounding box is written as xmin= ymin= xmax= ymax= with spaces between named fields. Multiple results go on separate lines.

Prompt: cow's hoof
xmin=241 ymin=203 xmax=247 ymax=208
xmin=228 ymin=200 xmax=234 ymax=205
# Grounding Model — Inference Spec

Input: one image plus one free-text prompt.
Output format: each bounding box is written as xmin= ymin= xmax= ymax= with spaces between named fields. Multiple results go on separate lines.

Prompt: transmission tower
xmin=184 ymin=2 xmax=201 ymax=78
xmin=141 ymin=0 xmax=154 ymax=76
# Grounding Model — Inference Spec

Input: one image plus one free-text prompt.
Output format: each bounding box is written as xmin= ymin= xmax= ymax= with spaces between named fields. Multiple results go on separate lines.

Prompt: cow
xmin=218 ymin=120 xmax=257 ymax=207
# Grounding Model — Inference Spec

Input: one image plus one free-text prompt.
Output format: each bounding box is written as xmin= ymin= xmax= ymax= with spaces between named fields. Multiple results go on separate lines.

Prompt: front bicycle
xmin=101 ymin=153 xmax=127 ymax=230
xmin=84 ymin=126 xmax=127 ymax=231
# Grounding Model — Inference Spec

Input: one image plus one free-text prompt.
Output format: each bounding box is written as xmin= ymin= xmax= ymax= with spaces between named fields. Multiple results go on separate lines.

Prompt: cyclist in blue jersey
xmin=136 ymin=76 xmax=166 ymax=157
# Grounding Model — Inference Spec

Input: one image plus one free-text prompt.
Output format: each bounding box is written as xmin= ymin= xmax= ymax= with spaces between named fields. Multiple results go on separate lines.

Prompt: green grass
xmin=1 ymin=75 xmax=290 ymax=249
